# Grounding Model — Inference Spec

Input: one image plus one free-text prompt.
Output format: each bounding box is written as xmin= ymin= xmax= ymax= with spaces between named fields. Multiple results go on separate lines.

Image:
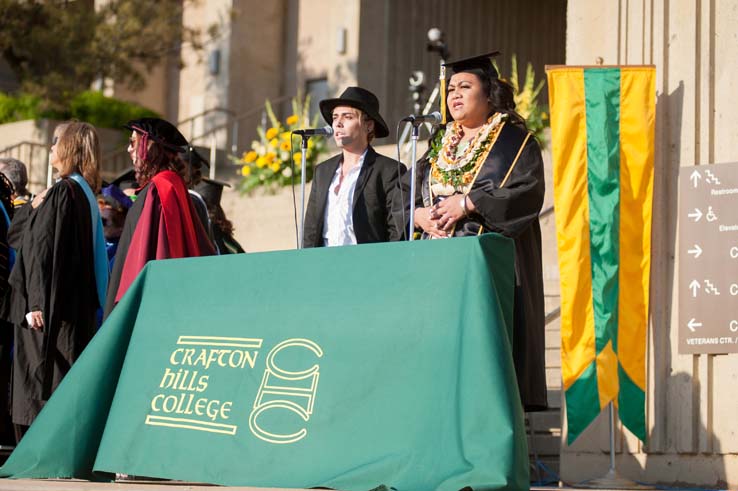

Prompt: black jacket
xmin=303 ymin=146 xmax=405 ymax=247
xmin=396 ymin=122 xmax=548 ymax=411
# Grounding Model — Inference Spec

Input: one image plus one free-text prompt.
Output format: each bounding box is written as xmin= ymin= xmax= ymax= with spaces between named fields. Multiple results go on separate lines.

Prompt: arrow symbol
xmin=688 ymin=208 xmax=703 ymax=222
xmin=687 ymin=244 xmax=703 ymax=258
xmin=688 ymin=318 xmax=702 ymax=332
xmin=689 ymin=280 xmax=701 ymax=297
xmin=690 ymin=170 xmax=702 ymax=188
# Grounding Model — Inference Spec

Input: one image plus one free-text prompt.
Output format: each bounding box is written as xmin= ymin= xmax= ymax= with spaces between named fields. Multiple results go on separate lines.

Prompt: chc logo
xmin=248 ymin=338 xmax=323 ymax=444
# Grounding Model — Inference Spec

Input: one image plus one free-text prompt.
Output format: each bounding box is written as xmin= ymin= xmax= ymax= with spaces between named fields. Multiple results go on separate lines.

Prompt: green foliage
xmin=495 ymin=55 xmax=550 ymax=148
xmin=0 ymin=92 xmax=43 ymax=123
xmin=0 ymin=0 xmax=216 ymax=109
xmin=67 ymin=91 xmax=159 ymax=129
xmin=0 ymin=90 xmax=159 ymax=128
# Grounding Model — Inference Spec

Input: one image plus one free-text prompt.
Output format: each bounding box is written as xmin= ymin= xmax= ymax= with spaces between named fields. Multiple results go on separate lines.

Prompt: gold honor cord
xmin=500 ymin=132 xmax=532 ymax=188
xmin=476 ymin=131 xmax=532 ymax=237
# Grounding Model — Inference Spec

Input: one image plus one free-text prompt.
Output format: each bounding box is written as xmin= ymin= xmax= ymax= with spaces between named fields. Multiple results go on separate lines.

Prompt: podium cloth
xmin=0 ymin=235 xmax=528 ymax=491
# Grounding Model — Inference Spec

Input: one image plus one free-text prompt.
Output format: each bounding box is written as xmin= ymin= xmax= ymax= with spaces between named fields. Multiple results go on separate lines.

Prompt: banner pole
xmin=407 ymin=123 xmax=420 ymax=241
xmin=583 ymin=402 xmax=652 ymax=489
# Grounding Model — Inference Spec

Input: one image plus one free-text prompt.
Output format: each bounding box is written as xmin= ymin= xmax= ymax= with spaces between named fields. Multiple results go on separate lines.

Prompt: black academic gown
xmin=213 ymin=226 xmax=245 ymax=255
xmin=396 ymin=122 xmax=548 ymax=411
xmin=103 ymin=179 xmax=215 ymax=318
xmin=303 ymin=146 xmax=405 ymax=247
xmin=6 ymin=178 xmax=98 ymax=426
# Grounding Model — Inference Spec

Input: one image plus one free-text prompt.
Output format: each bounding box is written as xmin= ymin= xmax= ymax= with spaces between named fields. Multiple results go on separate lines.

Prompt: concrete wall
xmin=0 ymin=119 xmax=126 ymax=192
xmin=287 ymin=0 xmax=361 ymax=96
xmin=562 ymin=0 xmax=738 ymax=488
xmin=178 ymin=0 xmax=233 ymax=146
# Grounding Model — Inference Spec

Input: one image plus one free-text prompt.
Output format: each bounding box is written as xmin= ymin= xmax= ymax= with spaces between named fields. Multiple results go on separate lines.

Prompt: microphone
xmin=401 ymin=111 xmax=442 ymax=124
xmin=292 ymin=125 xmax=334 ymax=136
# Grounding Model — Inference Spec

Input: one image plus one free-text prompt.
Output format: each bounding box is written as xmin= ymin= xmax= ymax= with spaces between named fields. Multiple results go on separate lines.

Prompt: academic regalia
xmin=193 ymin=178 xmax=245 ymax=255
xmin=212 ymin=226 xmax=245 ymax=255
xmin=6 ymin=178 xmax=98 ymax=425
xmin=398 ymin=121 xmax=548 ymax=411
xmin=103 ymin=170 xmax=215 ymax=318
xmin=0 ymin=198 xmax=14 ymax=443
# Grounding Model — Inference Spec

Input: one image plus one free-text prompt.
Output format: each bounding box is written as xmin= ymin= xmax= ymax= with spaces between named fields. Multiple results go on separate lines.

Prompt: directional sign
xmin=679 ymin=162 xmax=738 ymax=354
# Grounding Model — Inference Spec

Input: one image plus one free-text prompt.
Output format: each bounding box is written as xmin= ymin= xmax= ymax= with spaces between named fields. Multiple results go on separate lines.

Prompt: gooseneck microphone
xmin=292 ymin=126 xmax=334 ymax=136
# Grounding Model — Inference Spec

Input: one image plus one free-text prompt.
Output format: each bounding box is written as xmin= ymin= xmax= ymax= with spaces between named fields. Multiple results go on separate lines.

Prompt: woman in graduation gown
xmin=103 ymin=118 xmax=215 ymax=318
xmin=398 ymin=52 xmax=547 ymax=411
xmin=6 ymin=122 xmax=108 ymax=431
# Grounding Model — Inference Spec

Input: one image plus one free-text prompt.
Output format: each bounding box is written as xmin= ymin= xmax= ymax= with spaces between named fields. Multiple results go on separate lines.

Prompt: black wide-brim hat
xmin=319 ymin=87 xmax=389 ymax=139
xmin=125 ymin=117 xmax=188 ymax=152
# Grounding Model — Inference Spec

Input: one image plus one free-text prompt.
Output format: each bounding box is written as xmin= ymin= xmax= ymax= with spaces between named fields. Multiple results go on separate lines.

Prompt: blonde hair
xmin=55 ymin=121 xmax=102 ymax=192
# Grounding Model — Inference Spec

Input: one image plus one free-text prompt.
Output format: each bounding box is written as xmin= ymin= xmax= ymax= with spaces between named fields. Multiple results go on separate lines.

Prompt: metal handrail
xmin=185 ymin=94 xmax=296 ymax=170
xmin=545 ymin=306 xmax=561 ymax=325
xmin=0 ymin=140 xmax=52 ymax=187
xmin=0 ymin=140 xmax=48 ymax=154
xmin=177 ymin=106 xmax=235 ymax=127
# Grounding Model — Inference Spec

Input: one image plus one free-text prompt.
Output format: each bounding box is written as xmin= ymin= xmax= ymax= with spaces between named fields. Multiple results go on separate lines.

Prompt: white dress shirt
xmin=322 ymin=150 xmax=368 ymax=246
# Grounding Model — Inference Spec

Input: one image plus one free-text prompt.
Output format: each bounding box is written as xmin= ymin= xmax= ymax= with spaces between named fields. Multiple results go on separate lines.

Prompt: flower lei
xmin=430 ymin=112 xmax=506 ymax=196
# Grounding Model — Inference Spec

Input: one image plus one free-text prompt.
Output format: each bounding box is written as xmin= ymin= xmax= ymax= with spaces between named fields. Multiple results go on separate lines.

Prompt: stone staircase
xmin=526 ymin=135 xmax=563 ymax=484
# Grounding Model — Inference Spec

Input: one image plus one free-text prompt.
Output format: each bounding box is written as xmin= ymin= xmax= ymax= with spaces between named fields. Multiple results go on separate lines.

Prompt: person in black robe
xmin=0 ymin=173 xmax=15 ymax=447
xmin=194 ymin=178 xmax=245 ymax=254
xmin=103 ymin=118 xmax=215 ymax=319
xmin=6 ymin=122 xmax=104 ymax=433
xmin=396 ymin=52 xmax=547 ymax=411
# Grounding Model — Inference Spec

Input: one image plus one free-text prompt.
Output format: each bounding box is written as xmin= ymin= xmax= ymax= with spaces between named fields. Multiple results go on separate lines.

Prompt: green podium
xmin=1 ymin=235 xmax=528 ymax=491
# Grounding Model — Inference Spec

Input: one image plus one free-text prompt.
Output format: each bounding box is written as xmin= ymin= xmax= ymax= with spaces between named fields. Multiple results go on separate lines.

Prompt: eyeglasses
xmin=51 ymin=136 xmax=58 ymax=146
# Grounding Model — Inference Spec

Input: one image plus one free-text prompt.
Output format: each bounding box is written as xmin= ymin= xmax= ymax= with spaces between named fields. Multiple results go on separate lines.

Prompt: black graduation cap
xmin=125 ymin=117 xmax=188 ymax=152
xmin=443 ymin=51 xmax=501 ymax=80
xmin=110 ymin=168 xmax=138 ymax=191
xmin=194 ymin=178 xmax=231 ymax=208
xmin=188 ymin=147 xmax=211 ymax=168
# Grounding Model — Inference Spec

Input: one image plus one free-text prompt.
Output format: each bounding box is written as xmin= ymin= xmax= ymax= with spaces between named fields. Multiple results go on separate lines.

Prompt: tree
xmin=0 ymin=0 xmax=217 ymax=110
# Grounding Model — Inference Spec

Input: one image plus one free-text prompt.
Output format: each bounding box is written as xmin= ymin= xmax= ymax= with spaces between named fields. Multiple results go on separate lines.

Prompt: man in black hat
xmin=303 ymin=86 xmax=405 ymax=247
xmin=103 ymin=118 xmax=215 ymax=318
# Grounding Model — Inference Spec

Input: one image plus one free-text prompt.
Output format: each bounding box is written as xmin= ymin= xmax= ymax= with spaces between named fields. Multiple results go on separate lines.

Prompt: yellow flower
xmin=280 ymin=131 xmax=291 ymax=141
xmin=286 ymin=114 xmax=299 ymax=126
xmin=265 ymin=127 xmax=279 ymax=140
xmin=541 ymin=112 xmax=548 ymax=120
xmin=280 ymin=140 xmax=291 ymax=151
xmin=243 ymin=150 xmax=257 ymax=163
xmin=269 ymin=138 xmax=279 ymax=148
xmin=270 ymin=162 xmax=281 ymax=173
xmin=307 ymin=138 xmax=315 ymax=149
xmin=256 ymin=156 xmax=268 ymax=168
xmin=265 ymin=152 xmax=277 ymax=162
xmin=293 ymin=152 xmax=302 ymax=164
xmin=241 ymin=165 xmax=252 ymax=176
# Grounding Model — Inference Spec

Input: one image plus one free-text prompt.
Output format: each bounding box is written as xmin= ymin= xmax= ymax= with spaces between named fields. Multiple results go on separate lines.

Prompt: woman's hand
xmin=433 ymin=194 xmax=473 ymax=232
xmin=414 ymin=207 xmax=448 ymax=238
xmin=28 ymin=310 xmax=44 ymax=331
xmin=31 ymin=188 xmax=50 ymax=209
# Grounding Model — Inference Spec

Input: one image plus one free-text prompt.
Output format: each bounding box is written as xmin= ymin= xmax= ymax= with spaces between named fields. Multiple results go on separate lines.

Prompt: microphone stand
xmin=407 ymin=121 xmax=421 ymax=241
xmin=298 ymin=134 xmax=309 ymax=249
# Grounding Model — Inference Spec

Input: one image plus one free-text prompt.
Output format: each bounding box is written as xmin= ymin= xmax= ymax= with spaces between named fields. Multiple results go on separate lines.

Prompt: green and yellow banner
xmin=546 ymin=66 xmax=655 ymax=444
xmin=0 ymin=236 xmax=528 ymax=491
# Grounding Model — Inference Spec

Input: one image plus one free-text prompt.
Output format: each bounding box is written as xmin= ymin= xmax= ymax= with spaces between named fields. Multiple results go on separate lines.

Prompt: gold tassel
xmin=440 ymin=63 xmax=447 ymax=124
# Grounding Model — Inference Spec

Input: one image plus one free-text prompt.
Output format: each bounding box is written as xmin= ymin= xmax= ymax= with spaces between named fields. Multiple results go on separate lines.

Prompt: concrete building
xmin=3 ymin=0 xmax=737 ymax=487
xmin=561 ymin=0 xmax=738 ymax=488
